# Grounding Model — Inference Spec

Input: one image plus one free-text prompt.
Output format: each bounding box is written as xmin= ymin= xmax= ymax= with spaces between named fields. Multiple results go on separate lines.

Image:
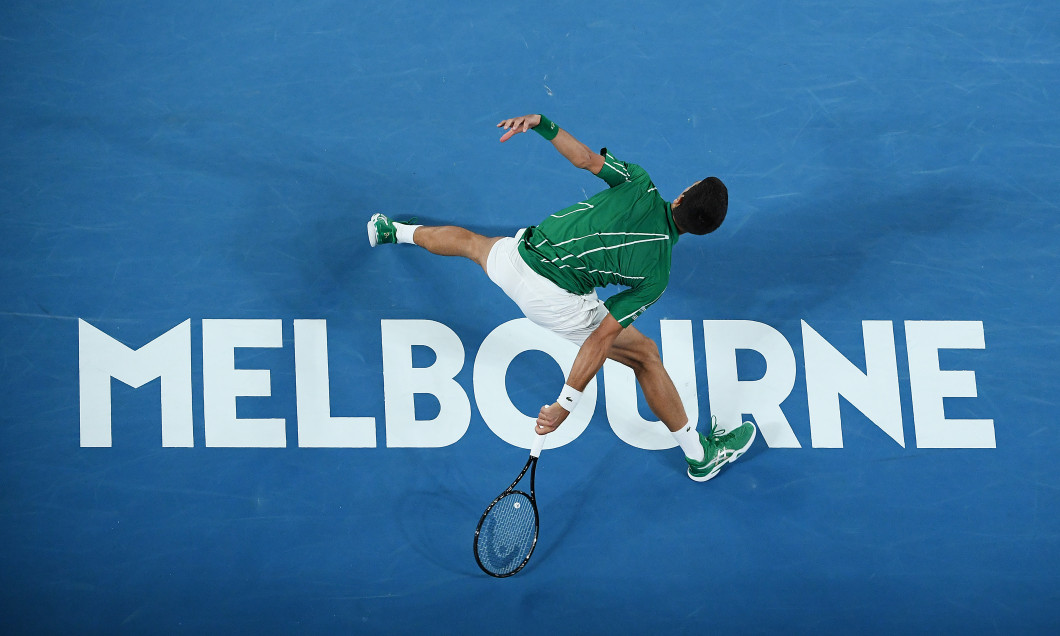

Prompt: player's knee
xmin=641 ymin=340 xmax=663 ymax=367
xmin=472 ymin=236 xmax=503 ymax=272
xmin=627 ymin=337 xmax=662 ymax=372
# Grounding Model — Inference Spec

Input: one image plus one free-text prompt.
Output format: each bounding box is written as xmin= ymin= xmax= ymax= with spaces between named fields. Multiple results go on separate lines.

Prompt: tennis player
xmin=368 ymin=113 xmax=755 ymax=482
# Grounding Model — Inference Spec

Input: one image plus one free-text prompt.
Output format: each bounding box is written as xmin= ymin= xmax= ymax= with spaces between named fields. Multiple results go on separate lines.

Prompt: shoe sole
xmin=686 ymin=422 xmax=757 ymax=482
xmin=687 ymin=459 xmax=726 ymax=482
xmin=367 ymin=215 xmax=381 ymax=247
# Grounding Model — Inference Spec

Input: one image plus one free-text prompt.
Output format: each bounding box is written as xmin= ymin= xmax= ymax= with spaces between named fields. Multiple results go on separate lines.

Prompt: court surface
xmin=1 ymin=1 xmax=1057 ymax=633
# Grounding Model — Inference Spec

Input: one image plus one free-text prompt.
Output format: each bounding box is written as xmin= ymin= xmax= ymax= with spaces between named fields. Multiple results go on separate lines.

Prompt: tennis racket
xmin=473 ymin=431 xmax=547 ymax=577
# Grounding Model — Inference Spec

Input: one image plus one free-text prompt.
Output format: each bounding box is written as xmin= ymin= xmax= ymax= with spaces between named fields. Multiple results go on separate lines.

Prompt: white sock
xmin=673 ymin=424 xmax=704 ymax=462
xmin=394 ymin=222 xmax=421 ymax=245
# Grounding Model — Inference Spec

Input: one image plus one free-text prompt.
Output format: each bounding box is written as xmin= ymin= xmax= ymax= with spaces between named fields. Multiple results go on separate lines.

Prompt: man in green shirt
xmin=368 ymin=113 xmax=755 ymax=482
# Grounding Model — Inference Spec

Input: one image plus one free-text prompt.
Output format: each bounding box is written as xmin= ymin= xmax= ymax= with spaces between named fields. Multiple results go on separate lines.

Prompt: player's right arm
xmin=534 ymin=313 xmax=624 ymax=434
xmin=497 ymin=114 xmax=606 ymax=175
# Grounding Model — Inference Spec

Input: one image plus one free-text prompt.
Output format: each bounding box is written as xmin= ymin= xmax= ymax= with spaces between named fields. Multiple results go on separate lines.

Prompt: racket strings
xmin=476 ymin=492 xmax=537 ymax=575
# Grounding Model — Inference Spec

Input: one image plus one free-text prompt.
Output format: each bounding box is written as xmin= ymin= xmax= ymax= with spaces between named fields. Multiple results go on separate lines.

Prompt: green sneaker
xmin=367 ymin=213 xmax=397 ymax=247
xmin=686 ymin=417 xmax=757 ymax=482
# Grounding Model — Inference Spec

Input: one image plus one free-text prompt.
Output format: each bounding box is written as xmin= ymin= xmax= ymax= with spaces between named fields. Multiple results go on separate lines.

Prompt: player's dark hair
xmin=674 ymin=177 xmax=728 ymax=235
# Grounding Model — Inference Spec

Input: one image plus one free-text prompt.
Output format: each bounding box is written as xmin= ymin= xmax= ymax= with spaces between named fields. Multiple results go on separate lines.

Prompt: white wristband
xmin=556 ymin=384 xmax=583 ymax=412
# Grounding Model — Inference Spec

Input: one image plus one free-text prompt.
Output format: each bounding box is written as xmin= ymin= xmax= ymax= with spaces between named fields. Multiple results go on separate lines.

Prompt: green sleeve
xmin=604 ymin=278 xmax=667 ymax=327
xmin=596 ymin=149 xmax=649 ymax=188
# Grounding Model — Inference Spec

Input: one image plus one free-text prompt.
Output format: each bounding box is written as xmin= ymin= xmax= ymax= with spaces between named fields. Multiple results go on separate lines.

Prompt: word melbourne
xmin=78 ymin=318 xmax=993 ymax=450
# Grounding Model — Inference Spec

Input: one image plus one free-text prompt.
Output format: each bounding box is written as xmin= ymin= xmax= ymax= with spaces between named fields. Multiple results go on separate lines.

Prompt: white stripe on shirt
xmin=545 ymin=231 xmax=669 ymax=248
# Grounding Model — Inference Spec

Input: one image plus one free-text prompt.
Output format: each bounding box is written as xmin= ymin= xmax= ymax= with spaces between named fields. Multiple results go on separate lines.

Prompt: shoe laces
xmin=704 ymin=416 xmax=729 ymax=444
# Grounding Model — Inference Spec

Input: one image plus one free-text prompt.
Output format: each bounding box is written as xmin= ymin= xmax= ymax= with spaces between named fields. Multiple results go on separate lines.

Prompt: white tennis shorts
xmin=486 ymin=229 xmax=608 ymax=345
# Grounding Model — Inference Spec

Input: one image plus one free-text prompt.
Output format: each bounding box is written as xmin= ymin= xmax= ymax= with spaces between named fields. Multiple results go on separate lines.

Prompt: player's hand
xmin=497 ymin=114 xmax=542 ymax=143
xmin=535 ymin=402 xmax=569 ymax=434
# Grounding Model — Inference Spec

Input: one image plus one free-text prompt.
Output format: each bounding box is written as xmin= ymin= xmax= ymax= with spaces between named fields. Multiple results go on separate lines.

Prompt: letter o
xmin=473 ymin=319 xmax=596 ymax=450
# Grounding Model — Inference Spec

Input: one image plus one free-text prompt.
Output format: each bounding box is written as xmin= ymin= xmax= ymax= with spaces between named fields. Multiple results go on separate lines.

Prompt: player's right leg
xmin=367 ymin=213 xmax=500 ymax=273
xmin=607 ymin=325 xmax=756 ymax=482
xmin=607 ymin=326 xmax=688 ymax=432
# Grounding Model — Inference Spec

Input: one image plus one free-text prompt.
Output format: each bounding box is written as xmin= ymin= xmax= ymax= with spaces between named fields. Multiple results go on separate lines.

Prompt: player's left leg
xmin=411 ymin=226 xmax=501 ymax=273
xmin=368 ymin=213 xmax=500 ymax=273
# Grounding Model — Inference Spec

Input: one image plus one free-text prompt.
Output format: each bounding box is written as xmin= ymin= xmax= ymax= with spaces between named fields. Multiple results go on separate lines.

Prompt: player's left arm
xmin=535 ymin=314 xmax=623 ymax=434
xmin=498 ymin=114 xmax=606 ymax=174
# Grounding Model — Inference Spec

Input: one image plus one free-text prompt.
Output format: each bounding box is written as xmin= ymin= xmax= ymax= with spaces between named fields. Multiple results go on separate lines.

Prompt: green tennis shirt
xmin=518 ymin=150 xmax=680 ymax=327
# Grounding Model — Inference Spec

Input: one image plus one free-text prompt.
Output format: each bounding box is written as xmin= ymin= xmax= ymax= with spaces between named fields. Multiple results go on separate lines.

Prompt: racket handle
xmin=530 ymin=430 xmax=547 ymax=458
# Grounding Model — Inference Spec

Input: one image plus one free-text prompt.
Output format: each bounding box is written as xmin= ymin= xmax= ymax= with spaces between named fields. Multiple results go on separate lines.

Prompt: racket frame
xmin=473 ymin=433 xmax=547 ymax=577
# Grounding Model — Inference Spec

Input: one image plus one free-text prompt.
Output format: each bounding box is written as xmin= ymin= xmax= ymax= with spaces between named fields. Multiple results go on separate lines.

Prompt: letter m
xmin=78 ymin=319 xmax=193 ymax=447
